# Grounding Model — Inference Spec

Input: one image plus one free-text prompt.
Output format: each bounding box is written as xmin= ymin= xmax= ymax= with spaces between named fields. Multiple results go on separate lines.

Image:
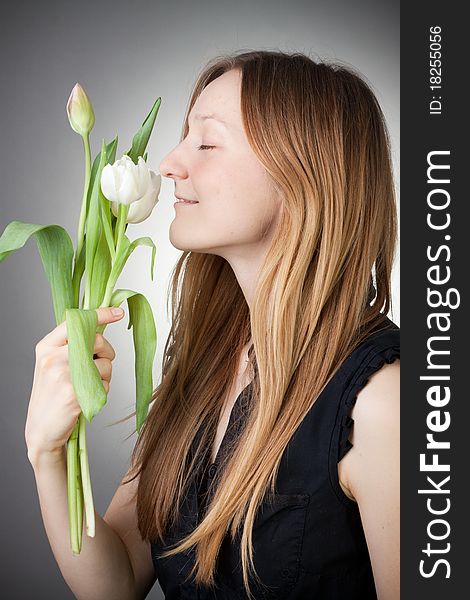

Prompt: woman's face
xmin=159 ymin=69 xmax=282 ymax=260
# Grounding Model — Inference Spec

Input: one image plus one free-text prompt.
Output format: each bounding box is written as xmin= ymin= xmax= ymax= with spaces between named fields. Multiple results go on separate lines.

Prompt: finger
xmin=93 ymin=333 xmax=116 ymax=360
xmin=40 ymin=307 xmax=125 ymax=348
xmin=94 ymin=357 xmax=112 ymax=382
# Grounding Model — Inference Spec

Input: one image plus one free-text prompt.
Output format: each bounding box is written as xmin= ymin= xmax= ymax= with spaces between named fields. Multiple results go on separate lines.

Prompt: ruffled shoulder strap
xmin=339 ymin=336 xmax=400 ymax=460
xmin=328 ymin=322 xmax=400 ymax=505
xmin=329 ymin=321 xmax=400 ymax=507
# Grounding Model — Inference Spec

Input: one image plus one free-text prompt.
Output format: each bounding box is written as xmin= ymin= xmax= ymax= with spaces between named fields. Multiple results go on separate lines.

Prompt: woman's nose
xmin=159 ymin=156 xmax=173 ymax=179
xmin=159 ymin=147 xmax=185 ymax=180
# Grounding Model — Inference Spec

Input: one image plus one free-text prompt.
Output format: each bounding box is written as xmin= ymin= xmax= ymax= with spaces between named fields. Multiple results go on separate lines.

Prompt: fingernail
xmin=112 ymin=307 xmax=124 ymax=316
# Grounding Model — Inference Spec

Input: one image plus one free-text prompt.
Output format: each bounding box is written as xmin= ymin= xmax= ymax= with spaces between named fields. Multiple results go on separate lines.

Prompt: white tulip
xmin=100 ymin=155 xmax=161 ymax=224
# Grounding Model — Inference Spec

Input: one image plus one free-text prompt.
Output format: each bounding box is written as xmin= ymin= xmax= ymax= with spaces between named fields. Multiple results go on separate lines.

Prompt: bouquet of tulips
xmin=0 ymin=83 xmax=161 ymax=554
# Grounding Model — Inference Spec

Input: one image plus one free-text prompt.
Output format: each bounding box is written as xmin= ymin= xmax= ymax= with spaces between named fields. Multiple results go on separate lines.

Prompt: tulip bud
xmin=66 ymin=83 xmax=95 ymax=136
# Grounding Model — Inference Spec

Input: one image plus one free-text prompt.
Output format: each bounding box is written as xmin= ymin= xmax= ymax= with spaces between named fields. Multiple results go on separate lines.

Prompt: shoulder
xmin=350 ymin=357 xmax=400 ymax=443
xmin=338 ymin=358 xmax=400 ymax=597
xmin=334 ymin=320 xmax=399 ymax=474
xmin=339 ymin=356 xmax=400 ymax=498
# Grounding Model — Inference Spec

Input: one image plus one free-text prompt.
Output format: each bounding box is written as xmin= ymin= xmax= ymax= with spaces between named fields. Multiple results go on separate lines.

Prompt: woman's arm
xmin=29 ymin=447 xmax=138 ymax=599
xmin=339 ymin=360 xmax=400 ymax=600
xmin=29 ymin=448 xmax=156 ymax=600
xmin=103 ymin=467 xmax=157 ymax=599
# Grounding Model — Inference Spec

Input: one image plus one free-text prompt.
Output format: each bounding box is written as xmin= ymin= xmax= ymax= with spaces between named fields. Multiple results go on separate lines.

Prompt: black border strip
xmin=401 ymin=3 xmax=467 ymax=597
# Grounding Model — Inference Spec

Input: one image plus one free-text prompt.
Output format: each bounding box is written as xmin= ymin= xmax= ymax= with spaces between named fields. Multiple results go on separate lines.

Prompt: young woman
xmin=26 ymin=50 xmax=400 ymax=599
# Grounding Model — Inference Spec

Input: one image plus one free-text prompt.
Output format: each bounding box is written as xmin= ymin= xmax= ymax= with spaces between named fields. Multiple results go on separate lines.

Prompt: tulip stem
xmin=113 ymin=203 xmax=127 ymax=249
xmin=115 ymin=203 xmax=128 ymax=261
xmin=75 ymin=133 xmax=91 ymax=264
xmin=76 ymin=445 xmax=84 ymax=551
xmin=72 ymin=132 xmax=92 ymax=307
xmin=101 ymin=203 xmax=129 ymax=308
xmin=67 ymin=419 xmax=80 ymax=554
xmin=78 ymin=412 xmax=95 ymax=537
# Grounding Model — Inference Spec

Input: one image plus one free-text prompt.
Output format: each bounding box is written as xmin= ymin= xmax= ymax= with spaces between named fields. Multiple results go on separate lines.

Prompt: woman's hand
xmin=25 ymin=307 xmax=125 ymax=462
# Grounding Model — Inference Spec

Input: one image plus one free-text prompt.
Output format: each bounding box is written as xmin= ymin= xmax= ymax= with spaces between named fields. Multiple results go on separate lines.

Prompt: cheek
xmin=208 ymin=194 xmax=276 ymax=242
xmin=189 ymin=152 xmax=279 ymax=237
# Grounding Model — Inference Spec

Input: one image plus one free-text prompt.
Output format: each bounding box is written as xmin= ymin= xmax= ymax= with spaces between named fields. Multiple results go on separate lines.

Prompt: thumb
xmin=96 ymin=306 xmax=125 ymax=325
xmin=41 ymin=307 xmax=125 ymax=348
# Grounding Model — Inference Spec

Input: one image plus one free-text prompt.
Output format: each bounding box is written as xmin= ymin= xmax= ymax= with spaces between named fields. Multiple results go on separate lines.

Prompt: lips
xmin=175 ymin=196 xmax=198 ymax=204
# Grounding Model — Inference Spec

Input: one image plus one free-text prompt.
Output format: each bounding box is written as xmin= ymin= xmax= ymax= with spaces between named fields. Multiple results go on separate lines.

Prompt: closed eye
xmin=197 ymin=144 xmax=215 ymax=151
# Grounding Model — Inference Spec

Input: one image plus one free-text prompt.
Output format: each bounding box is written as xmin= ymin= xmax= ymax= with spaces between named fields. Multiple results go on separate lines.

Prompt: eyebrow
xmin=188 ymin=112 xmax=228 ymax=126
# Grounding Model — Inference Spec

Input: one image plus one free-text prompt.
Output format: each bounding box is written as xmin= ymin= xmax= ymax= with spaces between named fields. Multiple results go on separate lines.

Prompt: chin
xmin=169 ymin=232 xmax=200 ymax=253
xmin=169 ymin=223 xmax=192 ymax=251
xmin=169 ymin=237 xmax=219 ymax=256
xmin=169 ymin=225 xmax=227 ymax=255
xmin=169 ymin=239 xmax=193 ymax=252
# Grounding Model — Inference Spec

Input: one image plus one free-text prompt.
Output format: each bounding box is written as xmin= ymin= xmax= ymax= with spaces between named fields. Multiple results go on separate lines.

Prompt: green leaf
xmin=129 ymin=236 xmax=157 ymax=281
xmin=88 ymin=227 xmax=111 ymax=308
xmin=99 ymin=188 xmax=115 ymax=261
xmin=95 ymin=135 xmax=119 ymax=264
xmin=85 ymin=139 xmax=108 ymax=307
xmin=0 ymin=220 xmax=75 ymax=323
xmin=109 ymin=289 xmax=157 ymax=432
xmin=106 ymin=233 xmax=157 ymax=294
xmin=98 ymin=135 xmax=118 ymax=235
xmin=125 ymin=97 xmax=161 ymax=163
xmin=72 ymin=238 xmax=86 ymax=308
xmin=106 ymin=234 xmax=131 ymax=291
xmin=106 ymin=135 xmax=118 ymax=164
xmin=87 ymin=136 xmax=118 ymax=219
xmin=69 ymin=137 xmax=118 ymax=311
xmin=65 ymin=308 xmax=107 ymax=421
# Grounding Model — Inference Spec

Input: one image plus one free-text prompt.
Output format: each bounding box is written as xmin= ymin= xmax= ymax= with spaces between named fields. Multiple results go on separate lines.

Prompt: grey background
xmin=0 ymin=1 xmax=399 ymax=598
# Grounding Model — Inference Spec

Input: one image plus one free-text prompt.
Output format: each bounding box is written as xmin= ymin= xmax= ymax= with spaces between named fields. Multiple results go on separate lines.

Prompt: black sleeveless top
xmin=150 ymin=316 xmax=400 ymax=599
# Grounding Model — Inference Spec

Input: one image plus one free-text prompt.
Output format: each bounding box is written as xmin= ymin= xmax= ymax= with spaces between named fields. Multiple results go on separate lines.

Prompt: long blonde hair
xmin=122 ymin=49 xmax=397 ymax=598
